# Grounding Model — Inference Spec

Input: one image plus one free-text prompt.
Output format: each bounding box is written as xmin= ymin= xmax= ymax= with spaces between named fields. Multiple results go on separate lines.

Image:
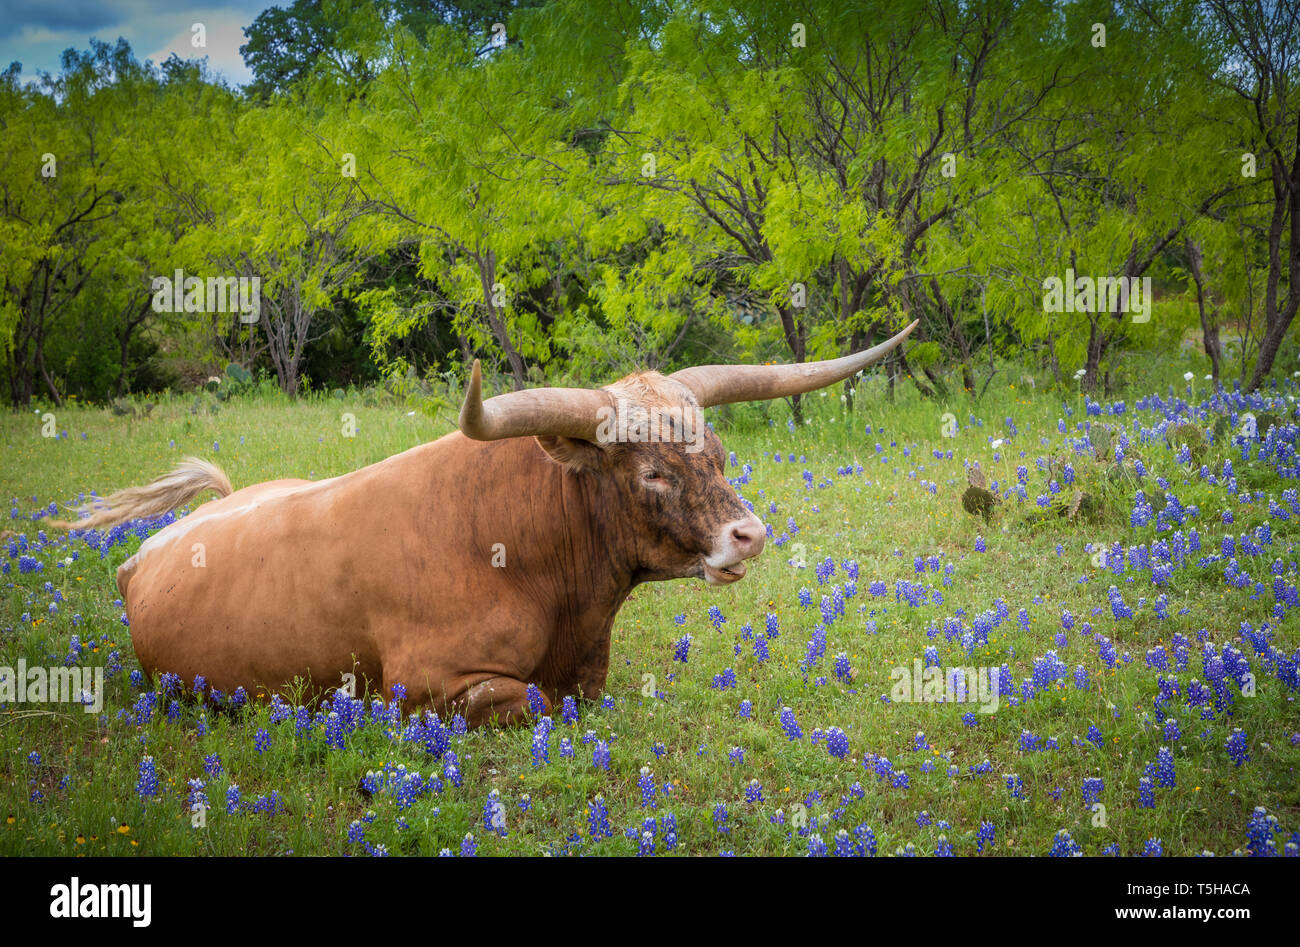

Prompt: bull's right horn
xmin=669 ymin=320 xmax=918 ymax=408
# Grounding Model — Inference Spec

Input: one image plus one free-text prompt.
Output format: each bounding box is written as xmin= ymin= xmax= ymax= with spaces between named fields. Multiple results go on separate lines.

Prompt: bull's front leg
xmin=454 ymin=675 xmax=551 ymax=729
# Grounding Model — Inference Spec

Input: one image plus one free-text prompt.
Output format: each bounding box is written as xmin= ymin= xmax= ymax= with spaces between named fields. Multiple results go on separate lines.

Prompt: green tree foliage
xmin=1 ymin=1 xmax=1296 ymax=406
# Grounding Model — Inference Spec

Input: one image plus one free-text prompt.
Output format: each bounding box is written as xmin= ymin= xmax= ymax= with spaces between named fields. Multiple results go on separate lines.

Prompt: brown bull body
xmin=79 ymin=323 xmax=916 ymax=728
xmin=118 ymin=434 xmax=641 ymax=725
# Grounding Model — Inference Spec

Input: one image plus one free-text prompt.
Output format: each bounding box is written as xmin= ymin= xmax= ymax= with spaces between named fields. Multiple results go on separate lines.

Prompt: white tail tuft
xmin=52 ymin=457 xmax=234 ymax=531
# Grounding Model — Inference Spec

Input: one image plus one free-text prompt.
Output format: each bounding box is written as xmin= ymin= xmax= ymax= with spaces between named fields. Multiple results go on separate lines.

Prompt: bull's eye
xmin=641 ymin=470 xmax=671 ymax=489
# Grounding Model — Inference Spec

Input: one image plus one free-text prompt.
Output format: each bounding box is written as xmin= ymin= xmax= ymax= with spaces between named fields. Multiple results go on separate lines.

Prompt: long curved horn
xmin=670 ymin=320 xmax=919 ymax=408
xmin=458 ymin=360 xmax=616 ymax=441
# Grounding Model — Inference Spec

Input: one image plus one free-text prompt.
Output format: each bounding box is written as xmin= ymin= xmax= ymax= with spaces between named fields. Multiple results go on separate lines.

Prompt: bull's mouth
xmin=703 ymin=561 xmax=748 ymax=585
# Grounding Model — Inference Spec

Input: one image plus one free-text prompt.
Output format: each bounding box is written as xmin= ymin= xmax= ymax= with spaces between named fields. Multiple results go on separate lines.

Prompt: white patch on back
xmin=134 ymin=478 xmax=333 ymax=564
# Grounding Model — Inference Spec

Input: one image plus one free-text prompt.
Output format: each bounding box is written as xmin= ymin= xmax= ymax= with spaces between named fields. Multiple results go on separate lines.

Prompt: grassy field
xmin=2 ymin=359 xmax=1298 ymax=857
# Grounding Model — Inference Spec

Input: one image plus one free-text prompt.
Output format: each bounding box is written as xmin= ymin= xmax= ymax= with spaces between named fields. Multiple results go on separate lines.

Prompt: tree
xmin=240 ymin=0 xmax=544 ymax=99
xmin=1201 ymin=0 xmax=1300 ymax=390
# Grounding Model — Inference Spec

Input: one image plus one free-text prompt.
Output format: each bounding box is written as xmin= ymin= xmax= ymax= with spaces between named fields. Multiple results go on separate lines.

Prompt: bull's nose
xmin=729 ymin=516 xmax=766 ymax=558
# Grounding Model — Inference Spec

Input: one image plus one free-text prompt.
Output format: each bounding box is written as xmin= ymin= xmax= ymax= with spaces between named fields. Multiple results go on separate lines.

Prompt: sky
xmin=0 ymin=0 xmax=281 ymax=86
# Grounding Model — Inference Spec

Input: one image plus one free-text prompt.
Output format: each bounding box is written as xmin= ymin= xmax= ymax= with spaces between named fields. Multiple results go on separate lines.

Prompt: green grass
xmin=1 ymin=360 xmax=1297 ymax=856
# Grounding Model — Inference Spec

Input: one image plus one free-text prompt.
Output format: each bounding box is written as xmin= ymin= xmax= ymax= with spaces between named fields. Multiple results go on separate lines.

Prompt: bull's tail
xmin=52 ymin=457 xmax=234 ymax=531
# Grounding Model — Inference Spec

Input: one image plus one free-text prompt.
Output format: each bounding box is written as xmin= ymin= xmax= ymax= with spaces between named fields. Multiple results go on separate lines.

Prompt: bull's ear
xmin=535 ymin=435 xmax=604 ymax=472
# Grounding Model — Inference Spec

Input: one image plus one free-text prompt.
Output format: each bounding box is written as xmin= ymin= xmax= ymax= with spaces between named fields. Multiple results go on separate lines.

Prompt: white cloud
xmin=144 ymin=13 xmax=253 ymax=85
xmin=1 ymin=2 xmax=271 ymax=87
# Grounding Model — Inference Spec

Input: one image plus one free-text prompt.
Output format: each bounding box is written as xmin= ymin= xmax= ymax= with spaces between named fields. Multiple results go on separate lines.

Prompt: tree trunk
xmin=1185 ymin=238 xmax=1222 ymax=382
xmin=1248 ymin=115 xmax=1300 ymax=390
xmin=927 ymin=277 xmax=974 ymax=392
xmin=1248 ymin=318 xmax=1294 ymax=391
xmin=775 ymin=303 xmax=807 ymax=423
xmin=842 ymin=327 xmax=866 ymax=413
xmin=115 ymin=298 xmax=153 ymax=398
xmin=475 ymin=250 xmax=527 ymax=391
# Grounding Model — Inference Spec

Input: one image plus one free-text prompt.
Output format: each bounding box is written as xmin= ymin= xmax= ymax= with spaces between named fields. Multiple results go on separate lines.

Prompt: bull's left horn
xmin=669 ymin=320 xmax=919 ymax=408
xmin=458 ymin=359 xmax=617 ymax=441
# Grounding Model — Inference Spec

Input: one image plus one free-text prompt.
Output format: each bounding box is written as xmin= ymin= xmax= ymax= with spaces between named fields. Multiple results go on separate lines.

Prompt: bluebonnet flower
xmin=561 ymin=695 xmax=579 ymax=726
xmin=826 ymin=727 xmax=849 ymax=759
xmin=226 ymin=783 xmax=241 ymax=814
xmin=976 ymin=820 xmax=995 ymax=853
xmin=713 ymin=803 xmax=730 ymax=834
xmin=1155 ymin=746 xmax=1176 ymax=787
xmin=1107 ymin=586 xmax=1132 ymax=620
xmin=254 ymin=728 xmax=270 ymax=754
xmin=1246 ymin=806 xmax=1277 ymax=856
xmin=324 ymin=712 xmax=344 ymax=750
xmin=833 ymin=829 xmax=858 ymax=857
xmin=136 ymin=756 xmax=157 ymax=799
xmin=728 ymin=746 xmax=744 ymax=766
xmin=1082 ymin=777 xmax=1104 ymax=805
xmin=745 ymin=779 xmax=764 ymax=803
xmin=975 ymin=535 xmax=986 ymax=553
xmin=673 ymin=634 xmax=692 ymax=662
xmin=526 ymin=683 xmax=546 ymax=714
xmin=1226 ymin=728 xmax=1249 ymax=766
xmin=638 ymin=767 xmax=657 ymax=808
xmin=531 ymin=719 xmax=552 ymax=766
xmin=587 ymin=795 xmax=613 ymax=840
xmin=753 ymin=635 xmax=769 ymax=662
xmin=634 ymin=827 xmax=655 ymax=858
xmin=764 ymin=613 xmax=779 ymax=638
xmin=833 ymin=652 xmax=852 ymax=682
xmin=460 ymin=833 xmax=477 ymax=857
xmin=592 ymin=740 xmax=611 ymax=771
xmin=1163 ymin=718 xmax=1181 ymax=742
xmin=1049 ymin=829 xmax=1081 ymax=856
xmin=482 ymin=789 xmax=507 ymax=837
xmin=738 ymin=699 xmax=752 ymax=719
xmin=779 ymin=706 xmax=803 ymax=741
xmin=1139 ymin=776 xmax=1155 ymax=809
xmin=1131 ymin=491 xmax=1154 ymax=527
xmin=708 ymin=605 xmax=727 ymax=630
xmin=1143 ymin=837 xmax=1163 ymax=857
xmin=443 ymin=751 xmax=463 ymax=787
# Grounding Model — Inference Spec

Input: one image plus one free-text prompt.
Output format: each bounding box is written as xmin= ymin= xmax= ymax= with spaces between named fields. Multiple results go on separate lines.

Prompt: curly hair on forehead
xmin=602 ymin=371 xmax=700 ymax=412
